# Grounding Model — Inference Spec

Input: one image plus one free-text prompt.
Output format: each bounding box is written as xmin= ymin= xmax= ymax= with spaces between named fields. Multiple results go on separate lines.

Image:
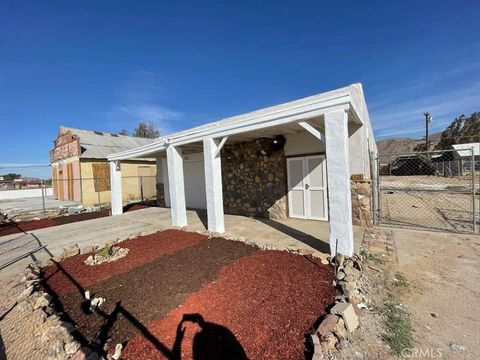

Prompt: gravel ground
xmin=379 ymin=175 xmax=478 ymax=233
xmin=40 ymin=230 xmax=337 ymax=359
xmin=123 ymin=250 xmax=337 ymax=360
xmin=42 ymin=229 xmax=207 ymax=296
xmin=0 ymin=204 xmax=151 ymax=236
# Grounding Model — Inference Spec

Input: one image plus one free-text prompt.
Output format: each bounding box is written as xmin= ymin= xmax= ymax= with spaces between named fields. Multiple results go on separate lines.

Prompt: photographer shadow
xmin=173 ymin=313 xmax=247 ymax=360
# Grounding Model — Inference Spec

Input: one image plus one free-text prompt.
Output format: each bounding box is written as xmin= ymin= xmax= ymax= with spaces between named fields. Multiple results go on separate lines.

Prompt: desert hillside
xmin=376 ymin=132 xmax=442 ymax=156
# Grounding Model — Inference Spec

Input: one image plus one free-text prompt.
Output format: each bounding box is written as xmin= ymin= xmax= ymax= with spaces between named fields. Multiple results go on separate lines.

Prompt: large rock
xmin=17 ymin=285 xmax=34 ymax=302
xmin=33 ymin=293 xmax=52 ymax=310
xmin=316 ymin=314 xmax=339 ymax=337
xmin=61 ymin=244 xmax=80 ymax=259
xmin=320 ymin=332 xmax=338 ymax=352
xmin=330 ymin=303 xmax=359 ymax=332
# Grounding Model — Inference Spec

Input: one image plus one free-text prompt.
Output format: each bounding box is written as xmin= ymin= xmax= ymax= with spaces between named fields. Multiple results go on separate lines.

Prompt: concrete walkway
xmin=0 ymin=207 xmax=364 ymax=281
xmin=0 ymin=196 xmax=79 ymax=214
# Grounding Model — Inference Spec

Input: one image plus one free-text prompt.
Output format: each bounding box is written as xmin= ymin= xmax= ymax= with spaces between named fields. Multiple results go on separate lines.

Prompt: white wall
xmin=160 ymin=152 xmax=207 ymax=209
xmin=183 ymin=153 xmax=207 ymax=209
xmin=284 ymin=128 xmax=369 ymax=178
xmin=348 ymin=124 xmax=365 ymax=176
xmin=284 ymin=131 xmax=326 ymax=156
xmin=0 ymin=187 xmax=53 ymax=200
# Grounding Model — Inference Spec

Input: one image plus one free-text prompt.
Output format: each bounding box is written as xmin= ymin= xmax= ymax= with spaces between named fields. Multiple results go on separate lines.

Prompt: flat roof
xmin=108 ymin=83 xmax=372 ymax=161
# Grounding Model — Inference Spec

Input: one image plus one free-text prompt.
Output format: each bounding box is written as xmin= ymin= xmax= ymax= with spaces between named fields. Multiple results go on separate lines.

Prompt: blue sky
xmin=1 ymin=0 xmax=479 ymax=178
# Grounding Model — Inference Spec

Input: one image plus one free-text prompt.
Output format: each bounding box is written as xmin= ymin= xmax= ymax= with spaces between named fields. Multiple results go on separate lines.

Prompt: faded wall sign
xmin=50 ymin=132 xmax=81 ymax=162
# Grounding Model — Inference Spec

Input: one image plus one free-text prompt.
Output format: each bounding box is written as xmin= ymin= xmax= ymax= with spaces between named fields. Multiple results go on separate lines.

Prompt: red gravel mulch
xmin=42 ymin=229 xmax=207 ymax=297
xmin=46 ymin=237 xmax=257 ymax=347
xmin=122 ymin=250 xmax=337 ymax=360
xmin=0 ymin=209 xmax=110 ymax=236
xmin=0 ymin=204 xmax=154 ymax=236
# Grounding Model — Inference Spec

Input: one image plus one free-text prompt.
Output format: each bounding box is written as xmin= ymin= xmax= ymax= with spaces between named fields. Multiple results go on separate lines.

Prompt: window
xmin=92 ymin=163 xmax=111 ymax=192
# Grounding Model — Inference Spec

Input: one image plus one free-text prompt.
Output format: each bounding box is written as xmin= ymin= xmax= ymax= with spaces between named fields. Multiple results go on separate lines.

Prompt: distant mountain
xmin=376 ymin=111 xmax=480 ymax=157
xmin=376 ymin=132 xmax=442 ymax=157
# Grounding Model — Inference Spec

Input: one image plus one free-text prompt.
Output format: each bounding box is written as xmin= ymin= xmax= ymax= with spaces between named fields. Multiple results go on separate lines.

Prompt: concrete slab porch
xmin=0 ymin=207 xmax=365 ymax=282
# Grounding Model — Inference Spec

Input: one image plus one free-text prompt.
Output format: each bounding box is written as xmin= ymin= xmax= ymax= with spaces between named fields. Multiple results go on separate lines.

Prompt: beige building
xmin=50 ymin=127 xmax=156 ymax=207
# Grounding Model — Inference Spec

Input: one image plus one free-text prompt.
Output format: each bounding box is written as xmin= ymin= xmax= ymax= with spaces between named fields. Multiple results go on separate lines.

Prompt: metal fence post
xmin=140 ymin=176 xmax=144 ymax=202
xmin=41 ymin=180 xmax=46 ymax=217
xmin=369 ymin=152 xmax=377 ymax=226
xmin=377 ymin=154 xmax=380 ymax=224
xmin=97 ymin=177 xmax=101 ymax=210
xmin=472 ymin=147 xmax=477 ymax=233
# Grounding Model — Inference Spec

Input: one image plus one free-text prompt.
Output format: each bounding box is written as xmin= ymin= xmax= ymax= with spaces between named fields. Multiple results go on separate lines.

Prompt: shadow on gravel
xmin=0 ymin=329 xmax=5 ymax=360
xmin=42 ymin=260 xmax=246 ymax=359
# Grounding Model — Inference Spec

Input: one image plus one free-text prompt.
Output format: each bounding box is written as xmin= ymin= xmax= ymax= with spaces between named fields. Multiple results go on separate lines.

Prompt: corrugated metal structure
xmin=452 ymin=142 xmax=480 ymax=158
xmin=62 ymin=127 xmax=155 ymax=159
xmin=50 ymin=127 xmax=157 ymax=206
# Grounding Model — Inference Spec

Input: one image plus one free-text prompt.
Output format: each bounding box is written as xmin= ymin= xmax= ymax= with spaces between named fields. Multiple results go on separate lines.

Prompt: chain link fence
xmin=0 ymin=164 xmax=157 ymax=221
xmin=372 ymin=148 xmax=479 ymax=234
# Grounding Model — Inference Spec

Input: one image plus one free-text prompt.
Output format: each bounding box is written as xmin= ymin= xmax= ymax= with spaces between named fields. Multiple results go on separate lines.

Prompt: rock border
xmin=12 ymin=263 xmax=81 ymax=360
xmin=307 ymin=252 xmax=367 ymax=357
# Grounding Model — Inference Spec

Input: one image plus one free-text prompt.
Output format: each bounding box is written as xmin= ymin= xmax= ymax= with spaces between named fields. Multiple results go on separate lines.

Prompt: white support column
xmin=166 ymin=145 xmax=187 ymax=227
xmin=162 ymin=157 xmax=170 ymax=207
xmin=109 ymin=160 xmax=123 ymax=215
xmin=203 ymin=138 xmax=225 ymax=233
xmin=324 ymin=110 xmax=354 ymax=256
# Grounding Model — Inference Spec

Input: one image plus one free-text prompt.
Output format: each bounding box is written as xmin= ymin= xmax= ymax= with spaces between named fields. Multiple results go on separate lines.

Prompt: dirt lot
xmin=394 ymin=228 xmax=480 ymax=359
xmin=41 ymin=229 xmax=337 ymax=359
xmin=380 ymin=175 xmax=477 ymax=233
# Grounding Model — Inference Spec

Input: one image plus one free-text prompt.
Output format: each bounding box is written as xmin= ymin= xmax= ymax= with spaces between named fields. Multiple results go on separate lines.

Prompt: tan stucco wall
xmin=80 ymin=160 xmax=156 ymax=207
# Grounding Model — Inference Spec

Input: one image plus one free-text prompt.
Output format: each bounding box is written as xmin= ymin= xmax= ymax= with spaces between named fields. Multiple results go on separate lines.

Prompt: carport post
xmin=203 ymin=138 xmax=225 ymax=233
xmin=166 ymin=145 xmax=187 ymax=227
xmin=110 ymin=160 xmax=123 ymax=215
xmin=324 ymin=109 xmax=354 ymax=257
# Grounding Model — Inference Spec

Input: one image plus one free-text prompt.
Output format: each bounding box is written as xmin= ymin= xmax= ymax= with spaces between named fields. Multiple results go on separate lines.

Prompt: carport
xmin=107 ymin=84 xmax=376 ymax=256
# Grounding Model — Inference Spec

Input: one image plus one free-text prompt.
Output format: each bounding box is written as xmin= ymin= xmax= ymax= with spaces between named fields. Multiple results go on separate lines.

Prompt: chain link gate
xmin=371 ymin=148 xmax=479 ymax=234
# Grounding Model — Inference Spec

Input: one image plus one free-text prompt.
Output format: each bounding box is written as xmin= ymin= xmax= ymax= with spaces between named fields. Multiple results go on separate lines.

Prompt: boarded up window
xmin=92 ymin=163 xmax=111 ymax=192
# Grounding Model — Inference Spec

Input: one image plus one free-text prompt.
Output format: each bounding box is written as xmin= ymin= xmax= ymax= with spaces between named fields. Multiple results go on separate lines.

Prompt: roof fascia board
xmin=173 ymin=104 xmax=349 ymax=147
xmin=108 ymin=90 xmax=361 ymax=161
xmin=168 ymin=94 xmax=350 ymax=143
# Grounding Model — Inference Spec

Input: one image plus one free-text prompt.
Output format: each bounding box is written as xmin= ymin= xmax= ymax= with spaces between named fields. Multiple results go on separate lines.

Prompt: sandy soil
xmin=394 ymin=228 xmax=480 ymax=359
xmin=381 ymin=175 xmax=473 ymax=190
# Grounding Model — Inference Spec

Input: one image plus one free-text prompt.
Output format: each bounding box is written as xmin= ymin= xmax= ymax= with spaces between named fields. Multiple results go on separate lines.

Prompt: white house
xmin=107 ymin=84 xmax=377 ymax=256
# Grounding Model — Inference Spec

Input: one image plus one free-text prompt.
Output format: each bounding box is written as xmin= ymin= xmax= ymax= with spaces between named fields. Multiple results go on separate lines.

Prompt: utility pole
xmin=424 ymin=112 xmax=432 ymax=155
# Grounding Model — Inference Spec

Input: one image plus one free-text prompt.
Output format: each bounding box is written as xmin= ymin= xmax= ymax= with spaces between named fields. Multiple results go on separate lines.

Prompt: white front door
xmin=287 ymin=155 xmax=328 ymax=220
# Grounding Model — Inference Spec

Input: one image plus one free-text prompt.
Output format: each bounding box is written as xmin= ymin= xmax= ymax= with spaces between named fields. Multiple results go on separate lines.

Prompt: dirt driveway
xmin=380 ymin=175 xmax=477 ymax=233
xmin=393 ymin=227 xmax=480 ymax=359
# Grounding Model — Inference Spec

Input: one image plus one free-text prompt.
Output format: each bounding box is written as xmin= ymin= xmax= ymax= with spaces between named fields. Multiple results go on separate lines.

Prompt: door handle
xmin=305 ymin=184 xmax=310 ymax=189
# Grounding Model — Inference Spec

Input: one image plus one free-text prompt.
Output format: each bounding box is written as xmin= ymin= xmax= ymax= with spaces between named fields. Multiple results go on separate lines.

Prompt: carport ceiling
xmin=176 ymin=117 xmax=324 ymax=155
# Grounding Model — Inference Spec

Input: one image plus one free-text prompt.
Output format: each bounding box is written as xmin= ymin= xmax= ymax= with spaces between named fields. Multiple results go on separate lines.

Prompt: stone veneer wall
xmin=221 ymin=138 xmax=288 ymax=220
xmin=350 ymin=180 xmax=373 ymax=227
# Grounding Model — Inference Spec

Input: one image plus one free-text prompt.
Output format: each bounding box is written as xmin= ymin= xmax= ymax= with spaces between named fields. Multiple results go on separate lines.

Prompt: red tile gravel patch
xmin=42 ymin=229 xmax=207 ymax=296
xmin=0 ymin=204 xmax=151 ymax=236
xmin=122 ymin=251 xmax=337 ymax=360
xmin=0 ymin=210 xmax=110 ymax=236
xmin=45 ymin=237 xmax=258 ymax=350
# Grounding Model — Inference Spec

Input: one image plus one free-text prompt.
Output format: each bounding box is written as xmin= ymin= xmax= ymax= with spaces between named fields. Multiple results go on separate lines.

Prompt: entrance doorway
xmin=287 ymin=155 xmax=328 ymax=220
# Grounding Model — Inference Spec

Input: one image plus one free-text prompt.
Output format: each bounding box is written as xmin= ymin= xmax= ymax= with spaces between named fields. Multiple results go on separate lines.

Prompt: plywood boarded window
xmin=92 ymin=163 xmax=111 ymax=192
